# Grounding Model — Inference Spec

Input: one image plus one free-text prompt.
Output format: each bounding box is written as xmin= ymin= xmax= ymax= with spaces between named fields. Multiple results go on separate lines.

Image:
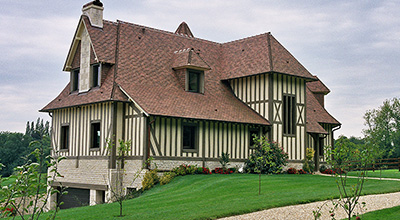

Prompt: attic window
xmin=71 ymin=69 xmax=80 ymax=92
xmin=186 ymin=69 xmax=204 ymax=93
xmin=91 ymin=64 xmax=100 ymax=88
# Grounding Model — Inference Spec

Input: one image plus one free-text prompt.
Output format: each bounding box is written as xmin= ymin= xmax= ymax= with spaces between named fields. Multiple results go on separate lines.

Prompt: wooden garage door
xmin=58 ymin=188 xmax=90 ymax=209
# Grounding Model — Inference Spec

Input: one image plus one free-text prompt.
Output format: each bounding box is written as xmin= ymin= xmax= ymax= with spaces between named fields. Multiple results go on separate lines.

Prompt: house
xmin=41 ymin=0 xmax=340 ymax=209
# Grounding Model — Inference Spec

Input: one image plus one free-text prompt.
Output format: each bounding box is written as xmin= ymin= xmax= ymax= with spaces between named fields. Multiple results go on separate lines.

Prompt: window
xmin=249 ymin=128 xmax=259 ymax=148
xmin=91 ymin=122 xmax=101 ymax=148
xmin=283 ymin=95 xmax=296 ymax=135
xmin=182 ymin=123 xmax=197 ymax=150
xmin=186 ymin=69 xmax=203 ymax=93
xmin=71 ymin=69 xmax=80 ymax=92
xmin=91 ymin=64 xmax=100 ymax=88
xmin=60 ymin=125 xmax=69 ymax=150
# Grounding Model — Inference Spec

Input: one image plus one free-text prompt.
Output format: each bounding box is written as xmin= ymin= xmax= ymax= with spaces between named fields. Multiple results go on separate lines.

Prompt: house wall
xmin=51 ymin=102 xmax=114 ymax=157
xmin=229 ymin=73 xmax=306 ymax=161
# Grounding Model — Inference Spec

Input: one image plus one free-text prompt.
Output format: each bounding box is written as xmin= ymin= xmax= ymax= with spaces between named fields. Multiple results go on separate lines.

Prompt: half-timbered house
xmin=41 ymin=0 xmax=340 ymax=208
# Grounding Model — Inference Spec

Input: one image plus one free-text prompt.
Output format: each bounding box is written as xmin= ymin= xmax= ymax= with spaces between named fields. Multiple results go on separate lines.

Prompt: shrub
xmin=172 ymin=164 xmax=197 ymax=176
xmin=244 ymin=136 xmax=288 ymax=174
xmin=219 ymin=152 xmax=230 ymax=171
xmin=159 ymin=172 xmax=176 ymax=185
xmin=319 ymin=164 xmax=327 ymax=173
xmin=322 ymin=168 xmax=334 ymax=175
xmin=142 ymin=169 xmax=159 ymax=190
xmin=298 ymin=169 xmax=307 ymax=174
xmin=214 ymin=167 xmax=235 ymax=174
xmin=287 ymin=168 xmax=298 ymax=174
xmin=302 ymin=148 xmax=315 ymax=173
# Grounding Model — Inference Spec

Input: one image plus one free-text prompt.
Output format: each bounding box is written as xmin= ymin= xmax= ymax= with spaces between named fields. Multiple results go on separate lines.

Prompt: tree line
xmin=0 ymin=118 xmax=51 ymax=177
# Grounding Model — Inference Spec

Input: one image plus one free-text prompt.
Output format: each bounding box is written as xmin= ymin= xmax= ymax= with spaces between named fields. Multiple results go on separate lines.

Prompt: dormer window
xmin=71 ymin=69 xmax=80 ymax=92
xmin=186 ymin=69 xmax=204 ymax=93
xmin=91 ymin=64 xmax=100 ymax=88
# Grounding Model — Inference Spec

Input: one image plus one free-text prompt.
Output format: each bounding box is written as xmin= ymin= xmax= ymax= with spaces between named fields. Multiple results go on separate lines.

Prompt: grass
xmin=350 ymin=206 xmax=400 ymax=219
xmin=39 ymin=174 xmax=400 ymax=220
xmin=347 ymin=169 xmax=400 ymax=179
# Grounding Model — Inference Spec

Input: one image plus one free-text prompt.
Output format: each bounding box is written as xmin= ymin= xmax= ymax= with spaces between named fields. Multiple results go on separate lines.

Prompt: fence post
xmin=398 ymin=158 xmax=400 ymax=172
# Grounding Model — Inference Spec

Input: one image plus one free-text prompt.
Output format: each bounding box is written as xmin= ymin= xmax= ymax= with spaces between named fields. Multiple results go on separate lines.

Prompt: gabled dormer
xmin=63 ymin=1 xmax=105 ymax=94
xmin=172 ymin=48 xmax=211 ymax=94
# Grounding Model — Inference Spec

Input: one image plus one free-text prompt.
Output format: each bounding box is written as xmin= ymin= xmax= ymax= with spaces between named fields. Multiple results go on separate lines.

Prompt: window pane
xmin=183 ymin=124 xmax=196 ymax=149
xmin=72 ymin=69 xmax=80 ymax=91
xmin=91 ymin=123 xmax=101 ymax=148
xmin=61 ymin=126 xmax=69 ymax=149
xmin=188 ymin=71 xmax=199 ymax=92
xmin=249 ymin=129 xmax=258 ymax=148
xmin=92 ymin=65 xmax=99 ymax=87
xmin=283 ymin=95 xmax=296 ymax=135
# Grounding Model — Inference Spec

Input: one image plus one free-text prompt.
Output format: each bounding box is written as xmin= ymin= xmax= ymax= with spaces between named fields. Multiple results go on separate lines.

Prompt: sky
xmin=0 ymin=0 xmax=399 ymax=138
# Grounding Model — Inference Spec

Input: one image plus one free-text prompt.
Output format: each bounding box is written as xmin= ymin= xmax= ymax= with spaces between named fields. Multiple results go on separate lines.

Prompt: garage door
xmin=58 ymin=188 xmax=90 ymax=209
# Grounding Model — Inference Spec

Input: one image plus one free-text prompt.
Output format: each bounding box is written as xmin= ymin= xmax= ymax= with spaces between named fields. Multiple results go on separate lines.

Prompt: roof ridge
xmin=114 ymin=19 xmax=222 ymax=46
xmin=223 ymin=32 xmax=271 ymax=45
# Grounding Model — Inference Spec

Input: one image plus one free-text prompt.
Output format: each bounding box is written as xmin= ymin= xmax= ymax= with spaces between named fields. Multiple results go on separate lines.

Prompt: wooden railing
xmin=345 ymin=157 xmax=400 ymax=171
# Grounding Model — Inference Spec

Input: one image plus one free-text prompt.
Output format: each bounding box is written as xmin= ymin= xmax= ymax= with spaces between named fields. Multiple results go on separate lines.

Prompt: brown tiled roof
xmin=172 ymin=48 xmax=211 ymax=70
xmin=306 ymin=85 xmax=340 ymax=134
xmin=221 ymin=33 xmax=316 ymax=80
xmin=307 ymin=76 xmax=330 ymax=94
xmin=42 ymin=19 xmax=269 ymax=125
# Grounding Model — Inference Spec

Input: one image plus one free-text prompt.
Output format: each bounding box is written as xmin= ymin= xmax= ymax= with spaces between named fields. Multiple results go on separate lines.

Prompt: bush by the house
xmin=160 ymin=172 xmax=176 ymax=185
xmin=321 ymin=168 xmax=334 ymax=174
xmin=142 ymin=169 xmax=159 ymax=190
xmin=172 ymin=164 xmax=197 ymax=175
xmin=298 ymin=169 xmax=307 ymax=174
xmin=214 ymin=167 xmax=236 ymax=174
xmin=244 ymin=136 xmax=288 ymax=174
xmin=287 ymin=168 xmax=298 ymax=174
xmin=319 ymin=164 xmax=327 ymax=173
xmin=302 ymin=148 xmax=315 ymax=173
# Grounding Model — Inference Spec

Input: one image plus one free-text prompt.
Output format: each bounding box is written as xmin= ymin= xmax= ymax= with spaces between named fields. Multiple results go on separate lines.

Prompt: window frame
xmin=60 ymin=124 xmax=70 ymax=151
xmin=283 ymin=94 xmax=296 ymax=136
xmin=182 ymin=122 xmax=198 ymax=152
xmin=91 ymin=64 xmax=101 ymax=88
xmin=90 ymin=121 xmax=101 ymax=149
xmin=186 ymin=69 xmax=204 ymax=93
xmin=71 ymin=68 xmax=80 ymax=92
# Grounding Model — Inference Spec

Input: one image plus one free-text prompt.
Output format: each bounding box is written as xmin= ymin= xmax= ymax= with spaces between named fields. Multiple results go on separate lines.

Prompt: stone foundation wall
xmin=55 ymin=158 xmax=109 ymax=185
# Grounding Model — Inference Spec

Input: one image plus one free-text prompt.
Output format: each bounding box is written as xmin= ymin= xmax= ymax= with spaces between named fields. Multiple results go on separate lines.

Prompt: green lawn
xmin=39 ymin=174 xmax=400 ymax=220
xmin=350 ymin=206 xmax=400 ymax=219
xmin=347 ymin=169 xmax=400 ymax=179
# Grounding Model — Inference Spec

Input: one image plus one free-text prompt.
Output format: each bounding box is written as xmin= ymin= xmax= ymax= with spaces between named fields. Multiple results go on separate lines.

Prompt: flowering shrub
xmin=297 ymin=169 xmax=307 ymax=174
xmin=142 ymin=169 xmax=159 ymax=190
xmin=322 ymin=168 xmax=334 ymax=174
xmin=2 ymin=207 xmax=16 ymax=217
xmin=214 ymin=167 xmax=235 ymax=174
xmin=287 ymin=168 xmax=298 ymax=174
xmin=244 ymin=136 xmax=288 ymax=174
xmin=172 ymin=164 xmax=211 ymax=176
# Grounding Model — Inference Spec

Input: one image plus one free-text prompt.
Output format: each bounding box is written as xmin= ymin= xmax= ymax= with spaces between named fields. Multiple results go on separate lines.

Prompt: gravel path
xmin=220 ymin=176 xmax=400 ymax=220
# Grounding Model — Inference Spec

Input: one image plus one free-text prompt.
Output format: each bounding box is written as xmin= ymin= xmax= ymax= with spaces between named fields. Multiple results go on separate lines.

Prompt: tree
xmin=106 ymin=139 xmax=142 ymax=217
xmin=244 ymin=135 xmax=288 ymax=195
xmin=323 ymin=136 xmax=377 ymax=220
xmin=363 ymin=97 xmax=400 ymax=159
xmin=0 ymin=141 xmax=65 ymax=219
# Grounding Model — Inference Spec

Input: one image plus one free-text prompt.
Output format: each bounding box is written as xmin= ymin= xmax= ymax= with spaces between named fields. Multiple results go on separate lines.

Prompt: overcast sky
xmin=0 ymin=0 xmax=399 ymax=138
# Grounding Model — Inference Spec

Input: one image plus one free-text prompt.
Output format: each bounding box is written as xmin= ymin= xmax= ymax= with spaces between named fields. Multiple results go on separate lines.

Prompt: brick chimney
xmin=82 ymin=0 xmax=104 ymax=28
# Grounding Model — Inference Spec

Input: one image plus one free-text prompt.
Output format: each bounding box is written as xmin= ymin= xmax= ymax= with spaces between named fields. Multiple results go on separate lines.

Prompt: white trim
xmin=118 ymin=85 xmax=149 ymax=117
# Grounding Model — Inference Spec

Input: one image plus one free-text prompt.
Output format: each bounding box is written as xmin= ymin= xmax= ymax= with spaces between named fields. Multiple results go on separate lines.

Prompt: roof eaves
xmin=118 ymin=84 xmax=149 ymax=117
